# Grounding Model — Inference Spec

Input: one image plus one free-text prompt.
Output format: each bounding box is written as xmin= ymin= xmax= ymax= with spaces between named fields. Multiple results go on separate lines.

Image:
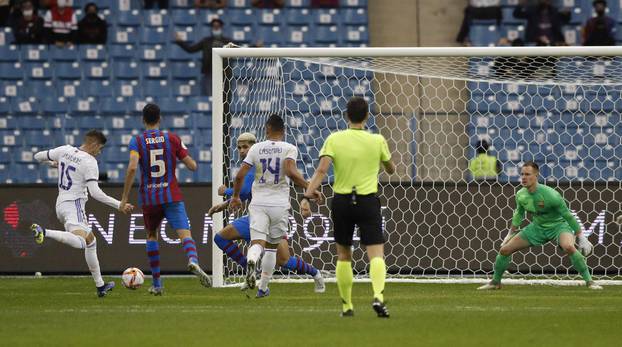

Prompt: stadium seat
xmin=112 ymin=61 xmax=140 ymax=80
xmin=83 ymin=62 xmax=110 ymax=80
xmin=0 ymin=62 xmax=23 ymax=80
xmin=342 ymin=26 xmax=368 ymax=44
xmin=228 ymin=25 xmax=254 ymax=44
xmin=0 ymin=27 xmax=13 ymax=47
xmin=285 ymin=26 xmax=313 ymax=45
xmin=69 ymin=98 xmax=97 ymax=114
xmin=141 ymin=62 xmax=169 ymax=80
xmin=25 ymin=62 xmax=53 ymax=80
xmin=159 ymin=98 xmax=187 ymax=115
xmin=340 ymin=0 xmax=367 ymax=7
xmin=469 ymin=25 xmax=500 ymax=46
xmin=140 ymin=45 xmax=166 ymax=61
xmin=13 ymin=164 xmax=40 ymax=183
xmin=143 ymin=79 xmax=171 ymax=97
xmin=255 ymin=25 xmax=285 ymax=45
xmin=103 ymin=146 xmax=129 ymax=163
xmin=172 ymin=9 xmax=198 ymax=26
xmin=23 ymin=130 xmax=53 ymax=147
xmin=143 ymin=10 xmax=169 ymax=27
xmin=109 ymin=44 xmax=135 ymax=60
xmin=77 ymin=115 xmax=105 ymax=130
xmin=172 ymin=80 xmax=199 ymax=97
xmin=313 ymin=25 xmax=339 ymax=44
xmin=342 ymin=8 xmax=367 ymax=25
xmin=197 ymin=163 xmax=212 ymax=182
xmin=285 ymin=8 xmax=312 ymax=25
xmin=79 ymin=45 xmax=106 ymax=61
xmin=20 ymin=45 xmax=49 ymax=62
xmin=11 ymin=98 xmax=37 ymax=115
xmin=229 ymin=0 xmax=251 ymax=8
xmin=113 ymin=80 xmax=140 ymax=98
xmin=40 ymin=97 xmax=68 ymax=116
xmin=229 ymin=9 xmax=256 ymax=26
xmin=168 ymin=44 xmax=196 ymax=62
xmin=0 ymin=45 xmax=19 ymax=62
xmin=111 ymin=27 xmax=139 ymax=45
xmin=285 ymin=0 xmax=310 ymax=7
xmin=1 ymin=80 xmax=23 ymax=97
xmin=188 ymin=97 xmax=211 ymax=113
xmin=258 ymin=9 xmax=283 ymax=25
xmin=56 ymin=62 xmax=82 ymax=80
xmin=101 ymin=98 xmax=130 ymax=115
xmin=50 ymin=46 xmax=78 ymax=62
xmin=140 ymin=27 xmax=168 ymax=44
xmin=162 ymin=115 xmax=191 ymax=129
xmin=171 ymin=61 xmax=199 ymax=79
xmin=117 ymin=10 xmax=141 ymax=27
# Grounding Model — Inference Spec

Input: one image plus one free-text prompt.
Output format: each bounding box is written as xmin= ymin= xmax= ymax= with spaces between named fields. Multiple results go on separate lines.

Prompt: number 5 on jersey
xmin=150 ymin=149 xmax=166 ymax=178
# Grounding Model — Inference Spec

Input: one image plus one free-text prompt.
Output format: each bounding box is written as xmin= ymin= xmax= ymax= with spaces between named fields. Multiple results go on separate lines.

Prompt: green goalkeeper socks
xmin=569 ymin=251 xmax=592 ymax=283
xmin=369 ymin=257 xmax=386 ymax=302
xmin=492 ymin=254 xmax=510 ymax=284
xmin=336 ymin=260 xmax=354 ymax=311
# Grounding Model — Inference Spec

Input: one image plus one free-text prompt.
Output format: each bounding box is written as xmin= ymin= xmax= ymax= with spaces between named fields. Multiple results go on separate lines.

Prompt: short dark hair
xmin=523 ymin=161 xmax=539 ymax=172
xmin=265 ymin=114 xmax=284 ymax=132
xmin=346 ymin=97 xmax=368 ymax=123
xmin=143 ymin=103 xmax=161 ymax=125
xmin=593 ymin=0 xmax=607 ymax=7
xmin=85 ymin=129 xmax=107 ymax=145
xmin=476 ymin=140 xmax=490 ymax=154
xmin=85 ymin=2 xmax=98 ymax=12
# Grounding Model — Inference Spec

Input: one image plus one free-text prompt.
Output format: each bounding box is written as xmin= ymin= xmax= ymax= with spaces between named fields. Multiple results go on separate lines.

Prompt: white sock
xmin=259 ymin=249 xmax=277 ymax=291
xmin=84 ymin=238 xmax=104 ymax=287
xmin=247 ymin=243 xmax=263 ymax=264
xmin=46 ymin=229 xmax=86 ymax=249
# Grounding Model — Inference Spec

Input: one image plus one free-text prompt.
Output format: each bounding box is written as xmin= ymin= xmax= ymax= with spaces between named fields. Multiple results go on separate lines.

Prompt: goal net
xmin=211 ymin=47 xmax=622 ymax=287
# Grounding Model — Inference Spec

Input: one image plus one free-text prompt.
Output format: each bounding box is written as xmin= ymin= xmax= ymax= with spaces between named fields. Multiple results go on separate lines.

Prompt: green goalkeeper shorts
xmin=518 ymin=222 xmax=575 ymax=246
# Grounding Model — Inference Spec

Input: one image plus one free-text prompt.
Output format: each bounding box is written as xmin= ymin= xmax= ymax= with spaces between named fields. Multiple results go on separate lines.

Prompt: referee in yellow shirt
xmin=301 ymin=96 xmax=395 ymax=318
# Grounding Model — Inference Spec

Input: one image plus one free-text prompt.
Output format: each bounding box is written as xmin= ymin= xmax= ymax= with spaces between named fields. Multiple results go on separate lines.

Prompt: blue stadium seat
xmin=314 ymin=26 xmax=339 ymax=44
xmin=17 ymin=115 xmax=48 ymax=130
xmin=340 ymin=0 xmax=367 ymax=7
xmin=227 ymin=25 xmax=254 ymax=44
xmin=40 ymin=97 xmax=68 ymax=115
xmin=56 ymin=62 xmax=82 ymax=80
xmin=117 ymin=10 xmax=141 ymax=27
xmin=0 ymin=45 xmax=19 ymax=62
xmin=159 ymin=97 xmax=187 ymax=115
xmin=188 ymin=96 xmax=211 ymax=113
xmin=109 ymin=44 xmax=135 ymax=60
xmin=141 ymin=62 xmax=169 ymax=79
xmin=0 ymin=148 xmax=11 ymax=164
xmin=285 ymin=26 xmax=313 ymax=45
xmin=342 ymin=8 xmax=367 ymax=25
xmin=172 ymin=80 xmax=199 ymax=97
xmin=0 ymin=62 xmax=22 ymax=79
xmin=171 ymin=61 xmax=199 ymax=79
xmin=140 ymin=45 xmax=166 ymax=61
xmin=1 ymin=129 xmax=20 ymax=146
xmin=1 ymin=80 xmax=24 ymax=97
xmin=20 ymin=45 xmax=49 ymax=62
xmin=113 ymin=80 xmax=140 ymax=98
xmin=500 ymin=25 xmax=525 ymax=41
xmin=140 ymin=27 xmax=168 ymax=44
xmin=25 ymin=62 xmax=53 ymax=80
xmin=229 ymin=0 xmax=251 ymax=8
xmin=258 ymin=9 xmax=283 ymax=25
xmin=0 ymin=27 xmax=13 ymax=47
xmin=168 ymin=44 xmax=196 ymax=62
xmin=285 ymin=8 xmax=311 ymax=25
xmin=342 ymin=26 xmax=368 ymax=44
xmin=501 ymin=7 xmax=526 ymax=25
xmin=101 ymin=98 xmax=130 ymax=115
xmin=162 ymin=115 xmax=191 ymax=129
xmin=52 ymin=80 xmax=77 ymax=98
xmin=144 ymin=79 xmax=171 ymax=97
xmin=50 ymin=46 xmax=78 ymax=61
xmin=285 ymin=0 xmax=310 ymax=7
xmin=197 ymin=163 xmax=212 ymax=182
xmin=143 ymin=10 xmax=169 ymax=27
xmin=255 ymin=25 xmax=285 ymax=45
xmin=229 ymin=8 xmax=256 ymax=26
xmin=79 ymin=45 xmax=106 ymax=61
xmin=77 ymin=115 xmax=105 ymax=129
xmin=24 ymin=130 xmax=53 ymax=147
xmin=84 ymin=62 xmax=110 ymax=80
xmin=469 ymin=25 xmax=500 ymax=46
xmin=113 ymin=61 xmax=140 ymax=80
xmin=172 ymin=9 xmax=198 ymax=26
xmin=314 ymin=8 xmax=338 ymax=25
xmin=11 ymin=98 xmax=37 ymax=115
xmin=103 ymin=146 xmax=129 ymax=163
xmin=81 ymin=80 xmax=113 ymax=98
xmin=69 ymin=98 xmax=98 ymax=114
xmin=192 ymin=112 xmax=211 ymax=128
xmin=111 ymin=27 xmax=139 ymax=45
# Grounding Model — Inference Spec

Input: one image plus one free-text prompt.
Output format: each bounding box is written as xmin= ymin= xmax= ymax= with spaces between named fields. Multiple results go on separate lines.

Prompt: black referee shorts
xmin=331 ymin=193 xmax=385 ymax=246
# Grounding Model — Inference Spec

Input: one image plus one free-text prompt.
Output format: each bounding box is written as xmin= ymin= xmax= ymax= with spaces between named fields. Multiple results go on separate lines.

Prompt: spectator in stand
xmin=77 ymin=2 xmax=107 ymax=44
xmin=252 ymin=0 xmax=284 ymax=8
xmin=175 ymin=18 xmax=232 ymax=96
xmin=194 ymin=0 xmax=225 ymax=9
xmin=583 ymin=0 xmax=616 ymax=46
xmin=468 ymin=140 xmax=501 ymax=180
xmin=43 ymin=0 xmax=77 ymax=46
xmin=311 ymin=0 xmax=339 ymax=7
xmin=144 ymin=0 xmax=168 ymax=9
xmin=12 ymin=0 xmax=44 ymax=44
xmin=456 ymin=0 xmax=502 ymax=46
xmin=0 ymin=0 xmax=10 ymax=27
xmin=513 ymin=0 xmax=570 ymax=46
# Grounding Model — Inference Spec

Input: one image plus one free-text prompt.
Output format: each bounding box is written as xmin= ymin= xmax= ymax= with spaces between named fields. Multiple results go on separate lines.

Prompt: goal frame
xmin=210 ymin=46 xmax=622 ymax=288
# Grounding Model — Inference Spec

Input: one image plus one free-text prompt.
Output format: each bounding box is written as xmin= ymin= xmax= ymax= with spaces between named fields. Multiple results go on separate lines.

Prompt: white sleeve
xmin=34 ymin=146 xmax=65 ymax=162
xmin=284 ymin=144 xmax=298 ymax=161
xmin=86 ymin=181 xmax=121 ymax=210
xmin=84 ymin=159 xmax=100 ymax=182
xmin=243 ymin=145 xmax=257 ymax=167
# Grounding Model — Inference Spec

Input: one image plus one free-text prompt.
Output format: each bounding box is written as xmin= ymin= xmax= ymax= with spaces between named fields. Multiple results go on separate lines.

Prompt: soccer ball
xmin=122 ymin=267 xmax=144 ymax=289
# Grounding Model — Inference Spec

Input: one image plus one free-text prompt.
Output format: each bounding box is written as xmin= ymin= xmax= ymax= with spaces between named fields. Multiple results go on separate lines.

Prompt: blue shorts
xmin=231 ymin=215 xmax=251 ymax=241
xmin=142 ymin=202 xmax=190 ymax=231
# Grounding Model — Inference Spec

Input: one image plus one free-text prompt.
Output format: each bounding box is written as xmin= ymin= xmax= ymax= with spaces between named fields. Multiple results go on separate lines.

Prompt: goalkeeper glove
xmin=576 ymin=234 xmax=593 ymax=257
xmin=501 ymin=230 xmax=517 ymax=247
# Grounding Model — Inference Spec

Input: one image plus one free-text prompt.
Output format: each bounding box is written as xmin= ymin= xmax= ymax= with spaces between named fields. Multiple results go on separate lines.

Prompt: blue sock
xmin=214 ymin=233 xmax=248 ymax=268
xmin=181 ymin=237 xmax=199 ymax=264
xmin=146 ymin=240 xmax=162 ymax=288
xmin=284 ymin=256 xmax=318 ymax=277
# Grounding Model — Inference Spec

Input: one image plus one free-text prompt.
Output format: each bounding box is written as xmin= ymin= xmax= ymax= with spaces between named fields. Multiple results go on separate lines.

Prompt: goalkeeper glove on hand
xmin=576 ymin=234 xmax=593 ymax=257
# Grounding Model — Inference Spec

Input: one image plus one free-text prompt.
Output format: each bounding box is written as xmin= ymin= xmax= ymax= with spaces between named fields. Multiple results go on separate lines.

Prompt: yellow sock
xmin=336 ymin=260 xmax=353 ymax=311
xmin=369 ymin=257 xmax=386 ymax=302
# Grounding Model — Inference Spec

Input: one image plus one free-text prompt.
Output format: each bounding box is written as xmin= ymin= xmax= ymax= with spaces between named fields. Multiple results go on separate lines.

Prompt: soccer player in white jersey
xmin=230 ymin=114 xmax=320 ymax=298
xmin=31 ymin=130 xmax=134 ymax=297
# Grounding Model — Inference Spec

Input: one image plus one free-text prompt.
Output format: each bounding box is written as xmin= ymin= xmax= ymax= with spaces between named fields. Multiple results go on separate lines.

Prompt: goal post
xmin=211 ymin=47 xmax=622 ymax=288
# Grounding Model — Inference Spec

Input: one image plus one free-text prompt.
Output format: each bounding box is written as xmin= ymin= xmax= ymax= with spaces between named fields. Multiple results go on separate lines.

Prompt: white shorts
xmin=248 ymin=205 xmax=289 ymax=245
xmin=56 ymin=199 xmax=91 ymax=233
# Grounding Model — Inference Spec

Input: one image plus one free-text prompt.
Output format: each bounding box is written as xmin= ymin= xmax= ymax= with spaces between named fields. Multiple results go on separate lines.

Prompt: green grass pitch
xmin=1 ymin=278 xmax=621 ymax=346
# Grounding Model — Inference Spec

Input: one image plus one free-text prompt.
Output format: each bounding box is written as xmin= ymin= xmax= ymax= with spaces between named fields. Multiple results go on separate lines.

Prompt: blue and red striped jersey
xmin=128 ymin=129 xmax=189 ymax=207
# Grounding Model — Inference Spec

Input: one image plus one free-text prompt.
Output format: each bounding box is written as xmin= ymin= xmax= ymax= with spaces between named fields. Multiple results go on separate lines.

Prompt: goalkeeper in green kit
xmin=478 ymin=161 xmax=602 ymax=290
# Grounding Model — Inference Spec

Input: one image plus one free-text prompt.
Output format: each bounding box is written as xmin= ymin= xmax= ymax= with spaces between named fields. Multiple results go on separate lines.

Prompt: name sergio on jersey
xmin=61 ymin=152 xmax=83 ymax=165
xmin=145 ymin=136 xmax=165 ymax=145
xmin=259 ymin=147 xmax=283 ymax=155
